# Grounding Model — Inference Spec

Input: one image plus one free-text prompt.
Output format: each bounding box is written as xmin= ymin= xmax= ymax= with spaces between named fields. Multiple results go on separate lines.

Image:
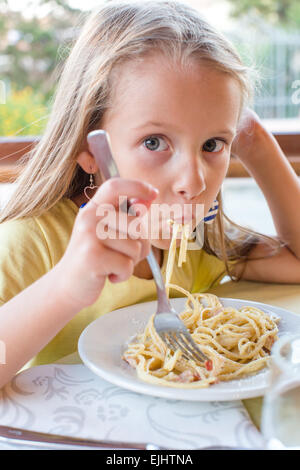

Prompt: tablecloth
xmin=0 ymin=362 xmax=264 ymax=450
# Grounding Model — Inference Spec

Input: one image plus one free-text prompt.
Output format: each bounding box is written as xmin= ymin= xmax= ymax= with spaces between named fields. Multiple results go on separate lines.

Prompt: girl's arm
xmin=0 ymin=261 xmax=81 ymax=389
xmin=0 ymin=178 xmax=157 ymax=388
xmin=229 ymin=110 xmax=300 ymax=283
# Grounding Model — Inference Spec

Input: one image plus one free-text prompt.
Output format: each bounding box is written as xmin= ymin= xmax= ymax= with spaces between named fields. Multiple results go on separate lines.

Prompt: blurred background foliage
xmin=0 ymin=85 xmax=48 ymax=135
xmin=0 ymin=0 xmax=81 ymax=135
xmin=0 ymin=0 xmax=80 ymax=100
xmin=0 ymin=0 xmax=299 ymax=136
xmin=227 ymin=0 xmax=300 ymax=29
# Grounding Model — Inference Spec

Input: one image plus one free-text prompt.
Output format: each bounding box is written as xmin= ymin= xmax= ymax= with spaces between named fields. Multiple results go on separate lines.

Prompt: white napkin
xmin=0 ymin=364 xmax=264 ymax=450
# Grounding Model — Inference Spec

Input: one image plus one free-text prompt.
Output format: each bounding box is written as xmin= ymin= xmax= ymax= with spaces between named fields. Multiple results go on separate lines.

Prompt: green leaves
xmin=228 ymin=0 xmax=300 ymax=29
xmin=0 ymin=0 xmax=81 ymax=104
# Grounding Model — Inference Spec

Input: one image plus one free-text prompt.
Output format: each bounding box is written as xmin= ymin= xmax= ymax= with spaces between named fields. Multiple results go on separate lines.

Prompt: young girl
xmin=0 ymin=0 xmax=300 ymax=389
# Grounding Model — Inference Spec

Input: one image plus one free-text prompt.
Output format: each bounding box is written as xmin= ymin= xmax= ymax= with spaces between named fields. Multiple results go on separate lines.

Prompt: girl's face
xmin=100 ymin=54 xmax=241 ymax=250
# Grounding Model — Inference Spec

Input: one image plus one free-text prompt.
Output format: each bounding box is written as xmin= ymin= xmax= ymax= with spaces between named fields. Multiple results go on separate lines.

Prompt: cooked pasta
xmin=122 ymin=222 xmax=279 ymax=388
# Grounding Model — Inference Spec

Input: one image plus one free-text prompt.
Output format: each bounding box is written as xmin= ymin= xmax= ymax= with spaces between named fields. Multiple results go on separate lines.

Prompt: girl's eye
xmin=203 ymin=138 xmax=225 ymax=153
xmin=143 ymin=136 xmax=169 ymax=152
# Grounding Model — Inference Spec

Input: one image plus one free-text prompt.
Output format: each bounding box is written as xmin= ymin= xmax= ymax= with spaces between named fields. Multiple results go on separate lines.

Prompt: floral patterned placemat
xmin=0 ymin=363 xmax=265 ymax=450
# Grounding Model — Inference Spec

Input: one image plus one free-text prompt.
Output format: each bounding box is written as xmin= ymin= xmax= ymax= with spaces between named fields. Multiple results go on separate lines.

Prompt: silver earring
xmin=84 ymin=173 xmax=99 ymax=200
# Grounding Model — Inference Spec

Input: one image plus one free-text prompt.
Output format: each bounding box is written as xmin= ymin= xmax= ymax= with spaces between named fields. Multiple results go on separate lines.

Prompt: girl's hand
xmin=231 ymin=108 xmax=265 ymax=163
xmin=56 ymin=177 xmax=158 ymax=309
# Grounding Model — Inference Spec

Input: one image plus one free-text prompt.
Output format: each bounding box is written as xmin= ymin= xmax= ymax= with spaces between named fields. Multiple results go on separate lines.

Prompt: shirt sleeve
xmin=0 ymin=217 xmax=52 ymax=305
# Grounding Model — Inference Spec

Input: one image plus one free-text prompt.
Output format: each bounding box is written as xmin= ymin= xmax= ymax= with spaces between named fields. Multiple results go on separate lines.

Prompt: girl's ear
xmin=76 ymin=150 xmax=98 ymax=174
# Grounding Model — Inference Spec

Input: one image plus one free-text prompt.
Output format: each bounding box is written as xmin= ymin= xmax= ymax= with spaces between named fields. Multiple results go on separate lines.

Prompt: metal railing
xmin=228 ymin=29 xmax=300 ymax=119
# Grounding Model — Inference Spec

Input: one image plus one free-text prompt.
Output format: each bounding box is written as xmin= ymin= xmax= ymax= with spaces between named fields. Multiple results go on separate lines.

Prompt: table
xmin=55 ymin=280 xmax=300 ymax=431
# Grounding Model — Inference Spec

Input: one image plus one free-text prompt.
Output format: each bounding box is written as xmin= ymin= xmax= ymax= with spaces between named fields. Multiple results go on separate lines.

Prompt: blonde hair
xmin=0 ymin=0 xmax=284 ymax=280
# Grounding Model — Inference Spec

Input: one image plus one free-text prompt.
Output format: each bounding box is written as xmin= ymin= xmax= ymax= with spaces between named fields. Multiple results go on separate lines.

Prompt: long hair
xmin=0 ymin=0 xmax=285 ymax=280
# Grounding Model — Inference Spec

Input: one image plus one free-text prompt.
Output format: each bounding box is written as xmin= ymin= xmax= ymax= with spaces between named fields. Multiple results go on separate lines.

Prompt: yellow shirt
xmin=0 ymin=197 xmax=229 ymax=369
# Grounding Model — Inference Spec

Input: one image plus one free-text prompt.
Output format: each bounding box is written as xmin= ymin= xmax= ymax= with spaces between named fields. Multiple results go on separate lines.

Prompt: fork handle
xmin=0 ymin=425 xmax=159 ymax=450
xmin=146 ymin=249 xmax=172 ymax=310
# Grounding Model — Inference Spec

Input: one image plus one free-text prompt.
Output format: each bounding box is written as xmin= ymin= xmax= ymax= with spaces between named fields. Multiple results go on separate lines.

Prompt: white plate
xmin=78 ymin=297 xmax=300 ymax=401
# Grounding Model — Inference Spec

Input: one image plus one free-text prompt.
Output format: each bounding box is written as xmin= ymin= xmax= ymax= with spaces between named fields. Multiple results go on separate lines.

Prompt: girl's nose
xmin=172 ymin=156 xmax=206 ymax=201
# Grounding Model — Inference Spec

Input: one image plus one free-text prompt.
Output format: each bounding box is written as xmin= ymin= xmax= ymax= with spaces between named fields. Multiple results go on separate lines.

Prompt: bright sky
xmin=3 ymin=0 xmax=234 ymax=31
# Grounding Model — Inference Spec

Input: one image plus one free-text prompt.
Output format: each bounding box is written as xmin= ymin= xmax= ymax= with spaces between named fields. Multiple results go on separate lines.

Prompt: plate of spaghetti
xmin=78 ymin=222 xmax=300 ymax=401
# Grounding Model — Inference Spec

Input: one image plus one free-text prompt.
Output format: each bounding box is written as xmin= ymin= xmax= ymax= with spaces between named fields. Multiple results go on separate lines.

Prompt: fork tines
xmin=161 ymin=331 xmax=208 ymax=364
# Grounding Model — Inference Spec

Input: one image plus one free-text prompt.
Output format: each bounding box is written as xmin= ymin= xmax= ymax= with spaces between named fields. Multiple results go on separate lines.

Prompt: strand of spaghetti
xmin=165 ymin=221 xmax=180 ymax=298
xmin=178 ymin=223 xmax=191 ymax=267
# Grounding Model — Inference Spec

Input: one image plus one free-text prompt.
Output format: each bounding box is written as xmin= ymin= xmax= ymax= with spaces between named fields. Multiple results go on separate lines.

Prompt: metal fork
xmin=87 ymin=129 xmax=209 ymax=366
xmin=0 ymin=424 xmax=254 ymax=450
